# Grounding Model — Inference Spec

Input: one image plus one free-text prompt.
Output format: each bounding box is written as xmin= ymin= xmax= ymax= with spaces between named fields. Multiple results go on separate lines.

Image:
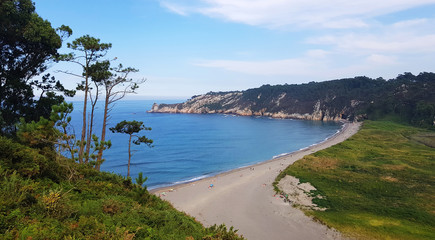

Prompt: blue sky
xmin=34 ymin=0 xmax=435 ymax=99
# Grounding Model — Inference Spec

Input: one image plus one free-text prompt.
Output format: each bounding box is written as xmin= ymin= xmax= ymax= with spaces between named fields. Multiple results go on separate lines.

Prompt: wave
xmin=272 ymin=145 xmax=311 ymax=159
xmin=173 ymin=174 xmax=211 ymax=185
xmin=272 ymin=152 xmax=290 ymax=159
xmin=148 ymin=174 xmax=211 ymax=190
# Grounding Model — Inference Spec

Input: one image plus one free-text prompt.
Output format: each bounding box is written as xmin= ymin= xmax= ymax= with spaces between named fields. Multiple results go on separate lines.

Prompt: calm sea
xmin=69 ymin=100 xmax=341 ymax=189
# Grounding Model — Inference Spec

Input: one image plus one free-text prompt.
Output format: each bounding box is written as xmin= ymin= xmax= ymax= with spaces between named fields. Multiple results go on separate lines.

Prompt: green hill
xmin=151 ymin=72 xmax=435 ymax=128
xmin=0 ymin=136 xmax=244 ymax=240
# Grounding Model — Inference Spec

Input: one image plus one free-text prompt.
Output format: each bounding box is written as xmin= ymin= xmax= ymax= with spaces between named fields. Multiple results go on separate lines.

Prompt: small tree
xmin=110 ymin=120 xmax=153 ymax=177
xmin=16 ymin=102 xmax=76 ymax=161
xmin=88 ymin=60 xmax=144 ymax=170
xmin=58 ymin=35 xmax=111 ymax=163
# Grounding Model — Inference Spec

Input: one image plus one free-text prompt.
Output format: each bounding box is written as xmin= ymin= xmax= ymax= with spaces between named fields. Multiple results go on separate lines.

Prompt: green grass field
xmin=275 ymin=121 xmax=435 ymax=240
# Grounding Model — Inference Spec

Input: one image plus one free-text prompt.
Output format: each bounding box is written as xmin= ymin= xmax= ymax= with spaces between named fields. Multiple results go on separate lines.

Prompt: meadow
xmin=275 ymin=121 xmax=435 ymax=239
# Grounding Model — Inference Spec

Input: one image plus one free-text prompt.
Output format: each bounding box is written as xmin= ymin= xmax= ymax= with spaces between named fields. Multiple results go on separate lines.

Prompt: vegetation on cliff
xmin=275 ymin=121 xmax=435 ymax=239
xmin=152 ymin=72 xmax=435 ymax=128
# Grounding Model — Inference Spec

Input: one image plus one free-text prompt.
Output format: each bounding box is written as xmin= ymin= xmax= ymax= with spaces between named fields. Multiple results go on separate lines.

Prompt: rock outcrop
xmin=149 ymin=91 xmax=357 ymax=121
xmin=149 ymin=73 xmax=435 ymax=126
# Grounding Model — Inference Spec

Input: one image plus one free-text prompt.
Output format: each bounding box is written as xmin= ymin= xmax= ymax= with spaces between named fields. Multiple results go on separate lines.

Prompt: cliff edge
xmin=149 ymin=73 xmax=435 ymax=125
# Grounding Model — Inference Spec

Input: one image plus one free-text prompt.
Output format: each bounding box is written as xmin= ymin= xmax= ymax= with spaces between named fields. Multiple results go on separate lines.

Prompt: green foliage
xmin=195 ymin=72 xmax=435 ymax=127
xmin=239 ymin=76 xmax=385 ymax=120
xmin=88 ymin=60 xmax=113 ymax=82
xmin=110 ymin=120 xmax=153 ymax=148
xmin=0 ymin=2 xmax=244 ymax=238
xmin=0 ymin=138 xmax=245 ymax=239
xmin=0 ymin=0 xmax=73 ymax=134
xmin=59 ymin=34 xmax=113 ymax=164
xmin=66 ymin=35 xmax=112 ymax=61
xmin=17 ymin=117 xmax=57 ymax=151
xmin=203 ymin=224 xmax=242 ymax=240
xmin=135 ymin=172 xmax=148 ymax=190
xmin=81 ymin=134 xmax=112 ymax=168
xmin=275 ymin=121 xmax=435 ymax=239
xmin=110 ymin=120 xmax=152 ymax=138
xmin=133 ymin=136 xmax=154 ymax=146
xmin=133 ymin=172 xmax=149 ymax=204
xmin=110 ymin=120 xmax=153 ymax=177
xmin=50 ymin=102 xmax=78 ymax=159
xmin=0 ymin=136 xmax=47 ymax=178
xmin=412 ymin=101 xmax=435 ymax=127
xmin=87 ymin=60 xmax=143 ymax=170
xmin=16 ymin=102 xmax=78 ymax=162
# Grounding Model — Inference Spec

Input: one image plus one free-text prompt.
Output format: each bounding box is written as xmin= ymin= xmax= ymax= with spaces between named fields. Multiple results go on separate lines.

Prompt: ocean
xmin=69 ymin=100 xmax=341 ymax=189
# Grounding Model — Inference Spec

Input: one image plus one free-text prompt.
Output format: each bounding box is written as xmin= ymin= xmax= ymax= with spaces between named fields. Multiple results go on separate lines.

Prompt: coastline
xmin=150 ymin=120 xmax=350 ymax=193
xmin=152 ymin=121 xmax=361 ymax=240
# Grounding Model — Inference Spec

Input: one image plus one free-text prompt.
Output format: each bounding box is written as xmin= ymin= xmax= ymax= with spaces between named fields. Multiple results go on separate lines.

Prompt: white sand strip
xmin=152 ymin=122 xmax=361 ymax=240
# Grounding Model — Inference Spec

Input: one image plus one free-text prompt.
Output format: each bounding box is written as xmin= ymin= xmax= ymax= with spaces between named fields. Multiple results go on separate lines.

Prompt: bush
xmin=0 ymin=137 xmax=245 ymax=239
xmin=0 ymin=137 xmax=46 ymax=178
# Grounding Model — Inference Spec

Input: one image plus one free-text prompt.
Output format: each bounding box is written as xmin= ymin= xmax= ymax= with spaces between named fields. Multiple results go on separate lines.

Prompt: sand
xmin=152 ymin=121 xmax=361 ymax=240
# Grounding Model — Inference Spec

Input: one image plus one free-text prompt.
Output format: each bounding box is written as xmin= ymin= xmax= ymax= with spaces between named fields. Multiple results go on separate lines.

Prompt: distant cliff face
xmin=149 ymin=73 xmax=435 ymax=125
xmin=149 ymin=92 xmax=358 ymax=121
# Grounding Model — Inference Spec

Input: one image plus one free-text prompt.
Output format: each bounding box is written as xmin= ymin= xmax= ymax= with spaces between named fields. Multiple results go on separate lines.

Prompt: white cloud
xmin=193 ymin=50 xmax=332 ymax=76
xmin=160 ymin=0 xmax=435 ymax=29
xmin=392 ymin=18 xmax=428 ymax=28
xmin=366 ymin=54 xmax=397 ymax=65
xmin=305 ymin=49 xmax=330 ymax=58
xmin=158 ymin=0 xmax=435 ymax=85
xmin=195 ymin=58 xmax=315 ymax=76
xmin=193 ymin=46 xmax=432 ymax=81
xmin=160 ymin=2 xmax=189 ymax=16
xmin=308 ymin=20 xmax=435 ymax=54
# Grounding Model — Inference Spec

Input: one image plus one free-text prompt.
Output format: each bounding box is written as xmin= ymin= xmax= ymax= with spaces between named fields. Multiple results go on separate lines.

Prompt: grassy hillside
xmin=275 ymin=121 xmax=435 ymax=239
xmin=0 ymin=137 xmax=244 ymax=240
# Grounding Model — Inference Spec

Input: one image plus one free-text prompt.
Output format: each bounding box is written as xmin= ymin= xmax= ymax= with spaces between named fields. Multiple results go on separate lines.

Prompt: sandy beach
xmin=152 ymin=121 xmax=361 ymax=240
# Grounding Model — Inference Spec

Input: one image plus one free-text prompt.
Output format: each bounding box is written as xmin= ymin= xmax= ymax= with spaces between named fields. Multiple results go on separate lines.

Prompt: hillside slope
xmin=150 ymin=72 xmax=435 ymax=127
xmin=0 ymin=136 xmax=245 ymax=240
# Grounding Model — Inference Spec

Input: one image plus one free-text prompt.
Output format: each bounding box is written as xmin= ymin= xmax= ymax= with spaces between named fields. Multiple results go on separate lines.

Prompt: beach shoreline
xmin=152 ymin=121 xmax=361 ymax=240
xmin=150 ymin=120 xmax=351 ymax=194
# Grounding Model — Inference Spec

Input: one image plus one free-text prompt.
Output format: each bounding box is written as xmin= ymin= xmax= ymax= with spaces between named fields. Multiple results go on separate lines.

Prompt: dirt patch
xmin=278 ymin=175 xmax=326 ymax=211
xmin=316 ymin=157 xmax=339 ymax=170
xmin=410 ymin=132 xmax=435 ymax=148
xmin=380 ymin=176 xmax=399 ymax=182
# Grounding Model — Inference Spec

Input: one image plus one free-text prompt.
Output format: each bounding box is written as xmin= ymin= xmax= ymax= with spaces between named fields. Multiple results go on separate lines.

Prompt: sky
xmin=34 ymin=0 xmax=435 ymax=99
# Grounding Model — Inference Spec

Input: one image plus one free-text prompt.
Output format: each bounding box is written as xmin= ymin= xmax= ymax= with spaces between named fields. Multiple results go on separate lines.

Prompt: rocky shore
xmin=149 ymin=92 xmax=359 ymax=121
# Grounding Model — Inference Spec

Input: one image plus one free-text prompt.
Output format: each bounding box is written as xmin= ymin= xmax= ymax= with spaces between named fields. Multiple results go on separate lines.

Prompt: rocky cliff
xmin=149 ymin=73 xmax=435 ymax=126
xmin=149 ymin=91 xmax=359 ymax=121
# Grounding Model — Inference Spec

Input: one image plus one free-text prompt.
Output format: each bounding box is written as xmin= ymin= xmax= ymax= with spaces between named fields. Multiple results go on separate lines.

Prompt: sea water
xmin=68 ymin=100 xmax=341 ymax=189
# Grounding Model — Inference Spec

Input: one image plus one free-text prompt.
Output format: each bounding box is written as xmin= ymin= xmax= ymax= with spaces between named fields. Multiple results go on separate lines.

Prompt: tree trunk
xmin=96 ymin=94 xmax=109 ymax=170
xmin=128 ymin=134 xmax=132 ymax=177
xmin=77 ymin=75 xmax=89 ymax=164
xmin=85 ymin=92 xmax=98 ymax=163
